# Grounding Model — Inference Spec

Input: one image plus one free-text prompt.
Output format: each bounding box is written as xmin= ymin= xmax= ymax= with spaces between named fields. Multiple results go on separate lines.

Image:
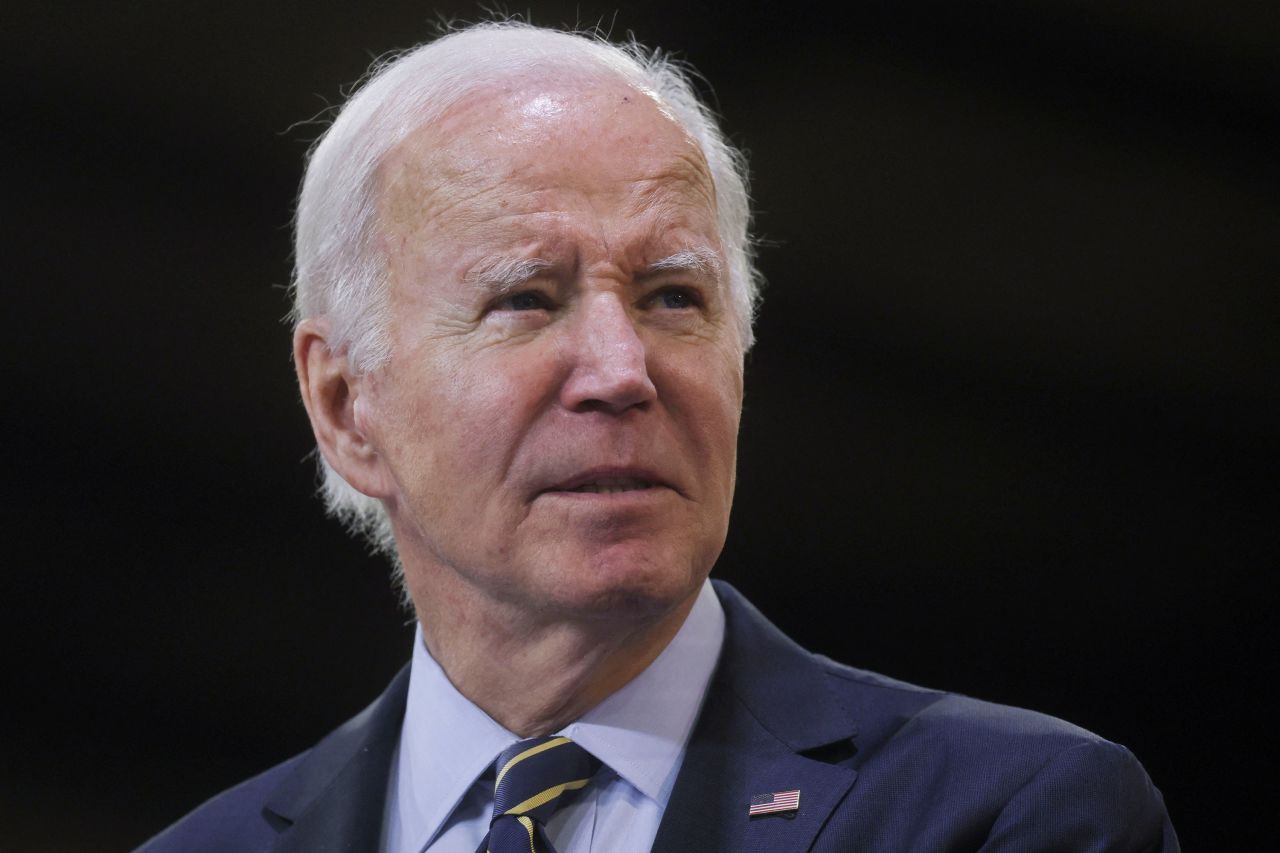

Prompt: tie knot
xmin=491 ymin=736 xmax=600 ymax=825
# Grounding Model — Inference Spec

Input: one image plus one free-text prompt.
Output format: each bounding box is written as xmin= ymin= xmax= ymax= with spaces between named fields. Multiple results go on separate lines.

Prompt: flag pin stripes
xmin=748 ymin=789 xmax=801 ymax=816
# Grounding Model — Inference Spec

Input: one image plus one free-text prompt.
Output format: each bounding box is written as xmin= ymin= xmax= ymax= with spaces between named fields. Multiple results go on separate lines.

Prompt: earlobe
xmin=293 ymin=319 xmax=388 ymax=498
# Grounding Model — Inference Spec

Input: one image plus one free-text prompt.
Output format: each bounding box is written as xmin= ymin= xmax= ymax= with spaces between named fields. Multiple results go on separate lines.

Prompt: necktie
xmin=478 ymin=735 xmax=600 ymax=853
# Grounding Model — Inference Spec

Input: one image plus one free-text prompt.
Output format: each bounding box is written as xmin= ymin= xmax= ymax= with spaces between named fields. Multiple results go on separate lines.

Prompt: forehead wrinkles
xmin=377 ymin=137 xmax=510 ymax=236
xmin=376 ymin=82 xmax=563 ymax=235
xmin=375 ymin=80 xmax=718 ymax=249
xmin=624 ymin=156 xmax=718 ymax=229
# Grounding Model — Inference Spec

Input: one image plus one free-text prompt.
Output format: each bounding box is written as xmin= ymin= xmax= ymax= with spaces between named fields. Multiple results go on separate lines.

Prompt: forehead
xmin=377 ymin=75 xmax=719 ymax=257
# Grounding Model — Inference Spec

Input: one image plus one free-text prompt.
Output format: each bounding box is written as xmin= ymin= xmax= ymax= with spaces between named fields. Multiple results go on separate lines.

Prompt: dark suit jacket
xmin=140 ymin=581 xmax=1178 ymax=851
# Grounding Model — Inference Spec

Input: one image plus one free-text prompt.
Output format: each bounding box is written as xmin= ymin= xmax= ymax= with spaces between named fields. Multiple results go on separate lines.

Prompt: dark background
xmin=5 ymin=1 xmax=1276 ymax=849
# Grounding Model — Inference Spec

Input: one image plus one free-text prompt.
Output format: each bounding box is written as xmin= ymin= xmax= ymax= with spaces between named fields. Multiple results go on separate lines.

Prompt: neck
xmin=409 ymin=576 xmax=700 ymax=737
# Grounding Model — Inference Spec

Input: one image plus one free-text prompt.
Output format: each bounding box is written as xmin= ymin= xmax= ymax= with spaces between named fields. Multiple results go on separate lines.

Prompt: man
xmin=142 ymin=22 xmax=1177 ymax=852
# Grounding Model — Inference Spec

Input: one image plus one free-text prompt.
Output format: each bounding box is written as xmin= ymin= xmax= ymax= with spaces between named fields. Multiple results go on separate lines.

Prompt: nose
xmin=558 ymin=292 xmax=657 ymax=414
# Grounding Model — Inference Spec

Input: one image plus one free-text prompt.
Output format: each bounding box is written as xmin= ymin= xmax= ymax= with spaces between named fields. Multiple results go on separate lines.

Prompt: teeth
xmin=571 ymin=477 xmax=655 ymax=493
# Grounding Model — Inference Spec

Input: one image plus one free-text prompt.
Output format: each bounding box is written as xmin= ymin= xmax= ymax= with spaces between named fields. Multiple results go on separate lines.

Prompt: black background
xmin=5 ymin=2 xmax=1277 ymax=849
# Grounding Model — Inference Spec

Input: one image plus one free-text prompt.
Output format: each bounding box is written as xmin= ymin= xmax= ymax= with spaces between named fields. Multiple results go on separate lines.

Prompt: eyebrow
xmin=463 ymin=246 xmax=723 ymax=295
xmin=643 ymin=247 xmax=724 ymax=281
xmin=463 ymin=256 xmax=555 ymax=296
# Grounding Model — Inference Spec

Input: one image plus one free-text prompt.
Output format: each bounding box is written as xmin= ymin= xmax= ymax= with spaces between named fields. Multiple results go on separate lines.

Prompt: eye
xmin=649 ymin=287 xmax=701 ymax=310
xmin=496 ymin=290 xmax=553 ymax=312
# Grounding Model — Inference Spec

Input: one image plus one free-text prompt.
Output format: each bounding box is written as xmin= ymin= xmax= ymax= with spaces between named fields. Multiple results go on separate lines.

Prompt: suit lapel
xmin=254 ymin=582 xmax=853 ymax=853
xmin=263 ymin=665 xmax=411 ymax=852
xmin=651 ymin=583 xmax=858 ymax=853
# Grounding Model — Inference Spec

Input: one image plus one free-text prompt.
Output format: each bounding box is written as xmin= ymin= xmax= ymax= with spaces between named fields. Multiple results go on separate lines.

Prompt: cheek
xmin=672 ymin=353 xmax=743 ymax=452
xmin=421 ymin=348 xmax=559 ymax=494
xmin=700 ymin=364 xmax=745 ymax=501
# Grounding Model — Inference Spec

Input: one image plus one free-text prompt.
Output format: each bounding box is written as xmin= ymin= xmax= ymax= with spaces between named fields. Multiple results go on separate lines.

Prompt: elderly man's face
xmin=361 ymin=77 xmax=744 ymax=620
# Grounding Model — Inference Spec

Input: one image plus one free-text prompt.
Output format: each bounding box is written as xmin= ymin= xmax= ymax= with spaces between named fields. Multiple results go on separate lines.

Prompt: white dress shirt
xmin=382 ymin=580 xmax=726 ymax=853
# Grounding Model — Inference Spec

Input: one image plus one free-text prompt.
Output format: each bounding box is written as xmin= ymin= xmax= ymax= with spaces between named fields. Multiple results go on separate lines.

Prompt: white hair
xmin=291 ymin=21 xmax=761 ymax=570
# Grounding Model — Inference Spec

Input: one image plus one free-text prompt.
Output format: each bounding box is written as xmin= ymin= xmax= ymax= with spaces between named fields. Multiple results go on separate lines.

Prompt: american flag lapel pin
xmin=748 ymin=789 xmax=801 ymax=817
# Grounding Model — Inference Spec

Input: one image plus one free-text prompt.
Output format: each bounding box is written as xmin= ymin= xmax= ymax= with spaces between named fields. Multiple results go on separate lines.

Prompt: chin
xmin=545 ymin=541 xmax=710 ymax=621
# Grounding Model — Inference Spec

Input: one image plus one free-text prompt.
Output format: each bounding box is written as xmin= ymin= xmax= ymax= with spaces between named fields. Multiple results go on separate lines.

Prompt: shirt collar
xmin=394 ymin=579 xmax=725 ymax=848
xmin=393 ymin=616 xmax=515 ymax=851
xmin=562 ymin=580 xmax=724 ymax=805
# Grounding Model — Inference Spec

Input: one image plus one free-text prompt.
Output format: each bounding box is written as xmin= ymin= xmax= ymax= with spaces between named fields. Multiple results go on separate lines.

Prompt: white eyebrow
xmin=645 ymin=247 xmax=723 ymax=281
xmin=464 ymin=256 xmax=554 ymax=296
xmin=463 ymin=247 xmax=722 ymax=294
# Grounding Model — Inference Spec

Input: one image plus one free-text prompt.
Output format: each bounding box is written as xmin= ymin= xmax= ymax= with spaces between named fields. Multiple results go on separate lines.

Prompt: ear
xmin=293 ymin=319 xmax=390 ymax=499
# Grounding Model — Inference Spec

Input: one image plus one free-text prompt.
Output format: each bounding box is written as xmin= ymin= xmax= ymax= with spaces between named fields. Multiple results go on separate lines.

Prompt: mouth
xmin=541 ymin=468 xmax=675 ymax=497
xmin=562 ymin=477 xmax=659 ymax=494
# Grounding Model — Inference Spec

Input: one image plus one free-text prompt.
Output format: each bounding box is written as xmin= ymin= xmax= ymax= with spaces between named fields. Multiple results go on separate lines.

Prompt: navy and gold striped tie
xmin=478 ymin=736 xmax=601 ymax=853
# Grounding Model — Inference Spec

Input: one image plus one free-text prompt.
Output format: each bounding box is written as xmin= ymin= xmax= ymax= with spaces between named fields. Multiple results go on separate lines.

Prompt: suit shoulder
xmin=134 ymin=751 xmax=307 ymax=853
xmin=816 ymin=654 xmax=1118 ymax=760
xmin=813 ymin=657 xmax=1176 ymax=848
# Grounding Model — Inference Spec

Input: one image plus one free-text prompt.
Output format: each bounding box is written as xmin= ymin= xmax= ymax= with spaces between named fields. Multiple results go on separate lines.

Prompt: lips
xmin=540 ymin=468 xmax=676 ymax=496
xmin=564 ymin=476 xmax=658 ymax=494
